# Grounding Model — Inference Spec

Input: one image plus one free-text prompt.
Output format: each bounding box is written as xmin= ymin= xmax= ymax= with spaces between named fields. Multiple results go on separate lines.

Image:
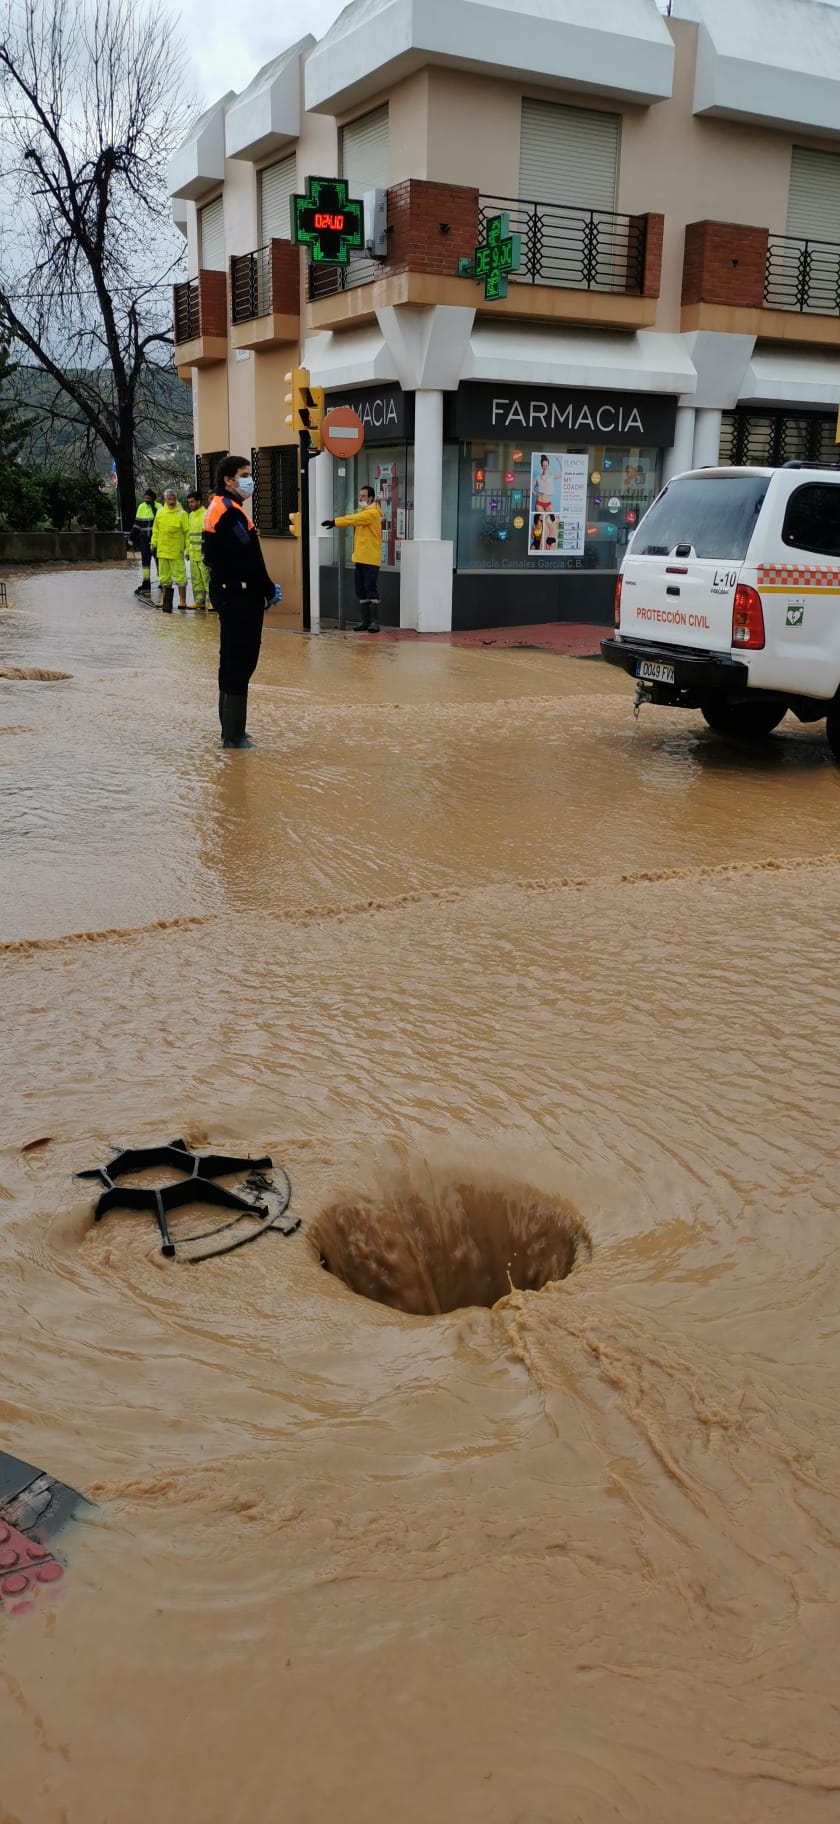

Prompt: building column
xmin=401 ymin=389 xmax=453 ymax=634
xmin=662 ymin=406 xmax=696 ymax=483
xmin=693 ymin=408 xmax=723 ymax=470
xmin=310 ymin=447 xmax=334 ymax=633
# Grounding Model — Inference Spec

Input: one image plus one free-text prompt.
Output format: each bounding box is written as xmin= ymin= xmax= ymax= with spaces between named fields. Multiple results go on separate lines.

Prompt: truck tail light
xmin=731 ymin=584 xmax=765 ymax=650
xmin=614 ymin=574 xmax=623 ymax=628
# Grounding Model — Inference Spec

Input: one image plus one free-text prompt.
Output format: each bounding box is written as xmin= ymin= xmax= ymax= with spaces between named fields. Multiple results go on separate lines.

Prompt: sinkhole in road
xmin=315 ymin=1176 xmax=592 ymax=1316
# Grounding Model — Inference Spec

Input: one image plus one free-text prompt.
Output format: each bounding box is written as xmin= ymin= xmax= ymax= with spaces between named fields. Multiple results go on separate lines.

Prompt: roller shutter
xmin=259 ymin=153 xmax=296 ymax=243
xmin=519 ymin=100 xmax=619 ymax=211
xmin=787 ymin=147 xmax=840 ymax=242
xmin=199 ymin=195 xmax=225 ymax=270
xmin=341 ymin=104 xmax=389 ymax=192
xmin=782 ymin=148 xmax=840 ymax=313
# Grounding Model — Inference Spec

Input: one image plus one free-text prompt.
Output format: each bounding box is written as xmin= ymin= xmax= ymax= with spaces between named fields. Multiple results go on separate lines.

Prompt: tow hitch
xmin=633 ymin=679 xmax=654 ymax=719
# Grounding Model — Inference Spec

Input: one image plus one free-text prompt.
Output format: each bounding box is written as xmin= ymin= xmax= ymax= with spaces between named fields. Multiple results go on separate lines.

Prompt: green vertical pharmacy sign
xmin=474 ymin=212 xmax=522 ymax=300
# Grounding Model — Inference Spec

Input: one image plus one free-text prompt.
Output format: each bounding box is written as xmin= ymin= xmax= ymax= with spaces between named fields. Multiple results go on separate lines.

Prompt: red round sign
xmin=321 ymin=406 xmax=365 ymax=458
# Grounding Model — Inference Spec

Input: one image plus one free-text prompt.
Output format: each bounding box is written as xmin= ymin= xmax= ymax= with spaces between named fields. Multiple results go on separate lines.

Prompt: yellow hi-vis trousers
xmin=156 ymin=554 xmax=186 ymax=588
xmin=189 ymin=551 xmax=210 ymax=604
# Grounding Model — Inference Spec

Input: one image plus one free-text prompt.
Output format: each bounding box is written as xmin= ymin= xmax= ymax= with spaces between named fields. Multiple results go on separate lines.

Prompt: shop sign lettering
xmin=348 ymin=396 xmax=399 ymax=430
xmin=451 ymin=384 xmax=678 ymax=449
xmin=326 ymin=385 xmax=413 ymax=441
xmin=492 ymin=399 xmax=645 ymax=435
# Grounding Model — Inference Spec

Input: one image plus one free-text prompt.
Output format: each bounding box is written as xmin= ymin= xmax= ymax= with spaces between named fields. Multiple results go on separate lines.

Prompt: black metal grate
xmin=174 ymin=279 xmax=201 ymax=343
xmin=308 ymin=196 xmax=646 ymax=300
xmin=308 ymin=251 xmax=381 ymax=301
xmin=195 ymin=450 xmax=227 ymax=502
xmin=720 ymin=410 xmax=838 ymax=469
xmin=765 ymin=234 xmax=840 ymax=315
xmin=230 ymin=247 xmax=272 ymax=322
xmin=252 ymin=445 xmax=299 ymax=537
xmin=477 ymin=194 xmax=646 ymax=295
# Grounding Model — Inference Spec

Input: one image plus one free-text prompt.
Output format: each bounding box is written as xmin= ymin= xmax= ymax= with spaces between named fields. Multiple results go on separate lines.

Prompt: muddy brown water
xmin=2 ymin=567 xmax=840 ymax=1822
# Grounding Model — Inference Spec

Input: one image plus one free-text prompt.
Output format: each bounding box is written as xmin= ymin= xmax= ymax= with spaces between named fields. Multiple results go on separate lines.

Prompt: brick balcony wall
xmin=197 ymin=269 xmax=228 ymax=337
xmin=682 ymin=220 xmax=768 ymax=309
xmin=640 ymin=213 xmax=664 ymax=298
xmin=385 ymin=179 xmax=479 ymax=278
xmin=174 ymin=269 xmax=228 ymax=344
xmin=269 ymin=238 xmax=300 ymax=315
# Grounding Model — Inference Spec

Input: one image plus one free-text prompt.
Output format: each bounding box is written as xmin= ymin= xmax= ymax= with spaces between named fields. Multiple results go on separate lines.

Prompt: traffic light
xmin=285 ymin=368 xmax=310 ymax=436
xmin=288 ymin=510 xmax=302 ymax=539
xmin=307 ymin=385 xmax=325 ymax=454
xmin=284 ymin=367 xmax=324 ymax=453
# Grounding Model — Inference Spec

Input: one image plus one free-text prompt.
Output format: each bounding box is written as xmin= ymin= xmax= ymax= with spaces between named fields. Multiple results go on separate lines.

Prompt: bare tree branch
xmin=0 ymin=0 xmax=197 ymax=524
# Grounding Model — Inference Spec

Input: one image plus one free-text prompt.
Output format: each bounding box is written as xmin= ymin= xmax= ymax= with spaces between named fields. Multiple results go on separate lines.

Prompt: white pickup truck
xmin=601 ymin=463 xmax=840 ymax=758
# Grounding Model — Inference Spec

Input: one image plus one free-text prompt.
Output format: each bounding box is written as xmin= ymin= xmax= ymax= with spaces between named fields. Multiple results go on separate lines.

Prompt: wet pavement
xmin=2 ymin=565 xmax=840 ymax=1822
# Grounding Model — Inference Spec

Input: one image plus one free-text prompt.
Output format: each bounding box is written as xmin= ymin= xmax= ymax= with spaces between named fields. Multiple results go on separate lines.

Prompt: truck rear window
xmin=782 ymin=483 xmax=840 ymax=557
xmin=633 ymin=475 xmax=768 ymax=561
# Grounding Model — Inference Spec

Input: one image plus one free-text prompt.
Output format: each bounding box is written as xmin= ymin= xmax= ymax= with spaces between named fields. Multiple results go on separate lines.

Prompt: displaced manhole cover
xmin=315 ymin=1176 xmax=591 ymax=1316
xmin=78 ymin=1139 xmax=298 ymax=1263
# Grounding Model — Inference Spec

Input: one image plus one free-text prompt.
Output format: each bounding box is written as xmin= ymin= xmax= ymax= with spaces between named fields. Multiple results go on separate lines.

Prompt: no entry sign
xmin=321 ymin=406 xmax=365 ymax=458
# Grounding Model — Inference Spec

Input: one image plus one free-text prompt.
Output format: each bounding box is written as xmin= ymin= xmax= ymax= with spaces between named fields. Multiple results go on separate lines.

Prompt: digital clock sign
xmin=290 ymin=177 xmax=364 ymax=266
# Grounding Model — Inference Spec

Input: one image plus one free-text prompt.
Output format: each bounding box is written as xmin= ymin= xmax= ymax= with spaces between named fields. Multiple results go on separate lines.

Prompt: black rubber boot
xmin=218 ymin=689 xmax=224 ymax=736
xmin=161 ymin=585 xmax=174 ymax=614
xmin=352 ymin=610 xmax=371 ymax=632
xmin=221 ymin=693 xmax=255 ymax=749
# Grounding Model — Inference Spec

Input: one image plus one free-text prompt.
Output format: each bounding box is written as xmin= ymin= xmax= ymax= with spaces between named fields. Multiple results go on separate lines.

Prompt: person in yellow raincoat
xmin=186 ymin=490 xmax=211 ymax=610
xmin=322 ymin=485 xmax=383 ymax=631
xmin=151 ymin=490 xmax=189 ymax=613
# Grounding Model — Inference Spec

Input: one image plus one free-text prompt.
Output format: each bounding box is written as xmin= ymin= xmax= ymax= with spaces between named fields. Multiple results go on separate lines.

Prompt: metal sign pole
xmin=299 ymin=430 xmax=312 ymax=634
xmin=337 ymin=528 xmax=345 ymax=631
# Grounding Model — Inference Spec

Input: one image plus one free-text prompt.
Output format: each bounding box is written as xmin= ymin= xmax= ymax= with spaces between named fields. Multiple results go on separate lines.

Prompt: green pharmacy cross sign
xmin=290 ymin=176 xmax=365 ymax=266
xmin=474 ymin=212 xmax=521 ymax=300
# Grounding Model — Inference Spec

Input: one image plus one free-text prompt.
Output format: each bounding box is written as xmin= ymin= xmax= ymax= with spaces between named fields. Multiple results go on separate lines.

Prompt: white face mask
xmin=238 ymin=475 xmax=255 ymax=498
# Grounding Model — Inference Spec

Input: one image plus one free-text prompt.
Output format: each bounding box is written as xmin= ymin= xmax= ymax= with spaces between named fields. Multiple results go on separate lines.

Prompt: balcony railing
xmin=477 ymin=195 xmax=646 ymax=295
xmin=174 ymin=278 xmax=201 ymax=343
xmin=231 ymin=246 xmax=272 ymax=321
xmin=173 ymin=271 xmax=227 ymax=350
xmin=307 ymin=190 xmax=652 ymax=303
xmin=308 ymin=252 xmax=381 ymax=301
xmin=764 ymin=232 xmax=840 ymax=315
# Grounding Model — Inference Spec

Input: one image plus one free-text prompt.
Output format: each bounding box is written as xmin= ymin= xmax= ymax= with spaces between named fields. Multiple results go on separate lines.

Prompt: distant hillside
xmin=6 ymin=363 xmax=195 ymax=494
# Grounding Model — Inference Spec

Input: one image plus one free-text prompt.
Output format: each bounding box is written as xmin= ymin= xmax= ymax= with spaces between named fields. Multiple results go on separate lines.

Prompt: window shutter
xmin=259 ymin=154 xmax=297 ymax=243
xmin=341 ymin=104 xmax=389 ymax=192
xmin=519 ymin=100 xmax=619 ymax=211
xmin=196 ymin=450 xmax=226 ymax=499
xmin=199 ymin=196 xmax=225 ymax=270
xmin=787 ymin=147 xmax=840 ymax=242
xmin=253 ymin=445 xmax=299 ymax=537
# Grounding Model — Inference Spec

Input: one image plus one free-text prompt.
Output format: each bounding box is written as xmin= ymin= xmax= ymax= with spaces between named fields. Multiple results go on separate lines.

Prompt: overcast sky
xmin=178 ymin=0 xmax=840 ymax=103
xmin=179 ymin=0 xmax=346 ymax=101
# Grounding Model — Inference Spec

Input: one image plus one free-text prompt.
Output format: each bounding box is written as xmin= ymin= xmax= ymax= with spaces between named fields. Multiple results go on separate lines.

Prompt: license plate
xmin=636 ymin=659 xmax=675 ymax=684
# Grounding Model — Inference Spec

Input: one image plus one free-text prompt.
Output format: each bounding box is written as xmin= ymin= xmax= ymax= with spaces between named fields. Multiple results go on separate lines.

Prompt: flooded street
xmin=2 ymin=566 xmax=840 ymax=1822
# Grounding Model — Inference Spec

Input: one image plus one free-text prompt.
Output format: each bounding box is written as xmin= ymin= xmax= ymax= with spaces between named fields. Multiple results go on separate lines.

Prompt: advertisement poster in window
xmin=375 ymin=462 xmax=398 ymax=566
xmin=529 ymin=452 xmax=587 ymax=557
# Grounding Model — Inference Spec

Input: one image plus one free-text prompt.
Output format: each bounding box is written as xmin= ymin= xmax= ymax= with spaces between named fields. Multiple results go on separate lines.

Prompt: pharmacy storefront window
xmin=347 ymin=444 xmax=414 ymax=570
xmin=326 ymin=386 xmax=414 ymax=572
xmin=449 ymin=386 xmax=676 ymax=576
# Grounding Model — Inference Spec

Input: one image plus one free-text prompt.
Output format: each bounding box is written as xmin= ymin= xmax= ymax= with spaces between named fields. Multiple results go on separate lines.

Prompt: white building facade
xmin=169 ymin=0 xmax=840 ymax=632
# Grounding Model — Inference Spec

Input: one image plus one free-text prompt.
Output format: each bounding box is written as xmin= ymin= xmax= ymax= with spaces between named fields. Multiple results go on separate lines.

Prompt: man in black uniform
xmin=203 ymin=454 xmax=277 ymax=749
xmin=130 ymin=487 xmax=159 ymax=597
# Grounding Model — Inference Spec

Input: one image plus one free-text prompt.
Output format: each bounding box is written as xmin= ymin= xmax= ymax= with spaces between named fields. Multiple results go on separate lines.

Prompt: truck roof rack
xmin=782 ymin=460 xmax=840 ymax=471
